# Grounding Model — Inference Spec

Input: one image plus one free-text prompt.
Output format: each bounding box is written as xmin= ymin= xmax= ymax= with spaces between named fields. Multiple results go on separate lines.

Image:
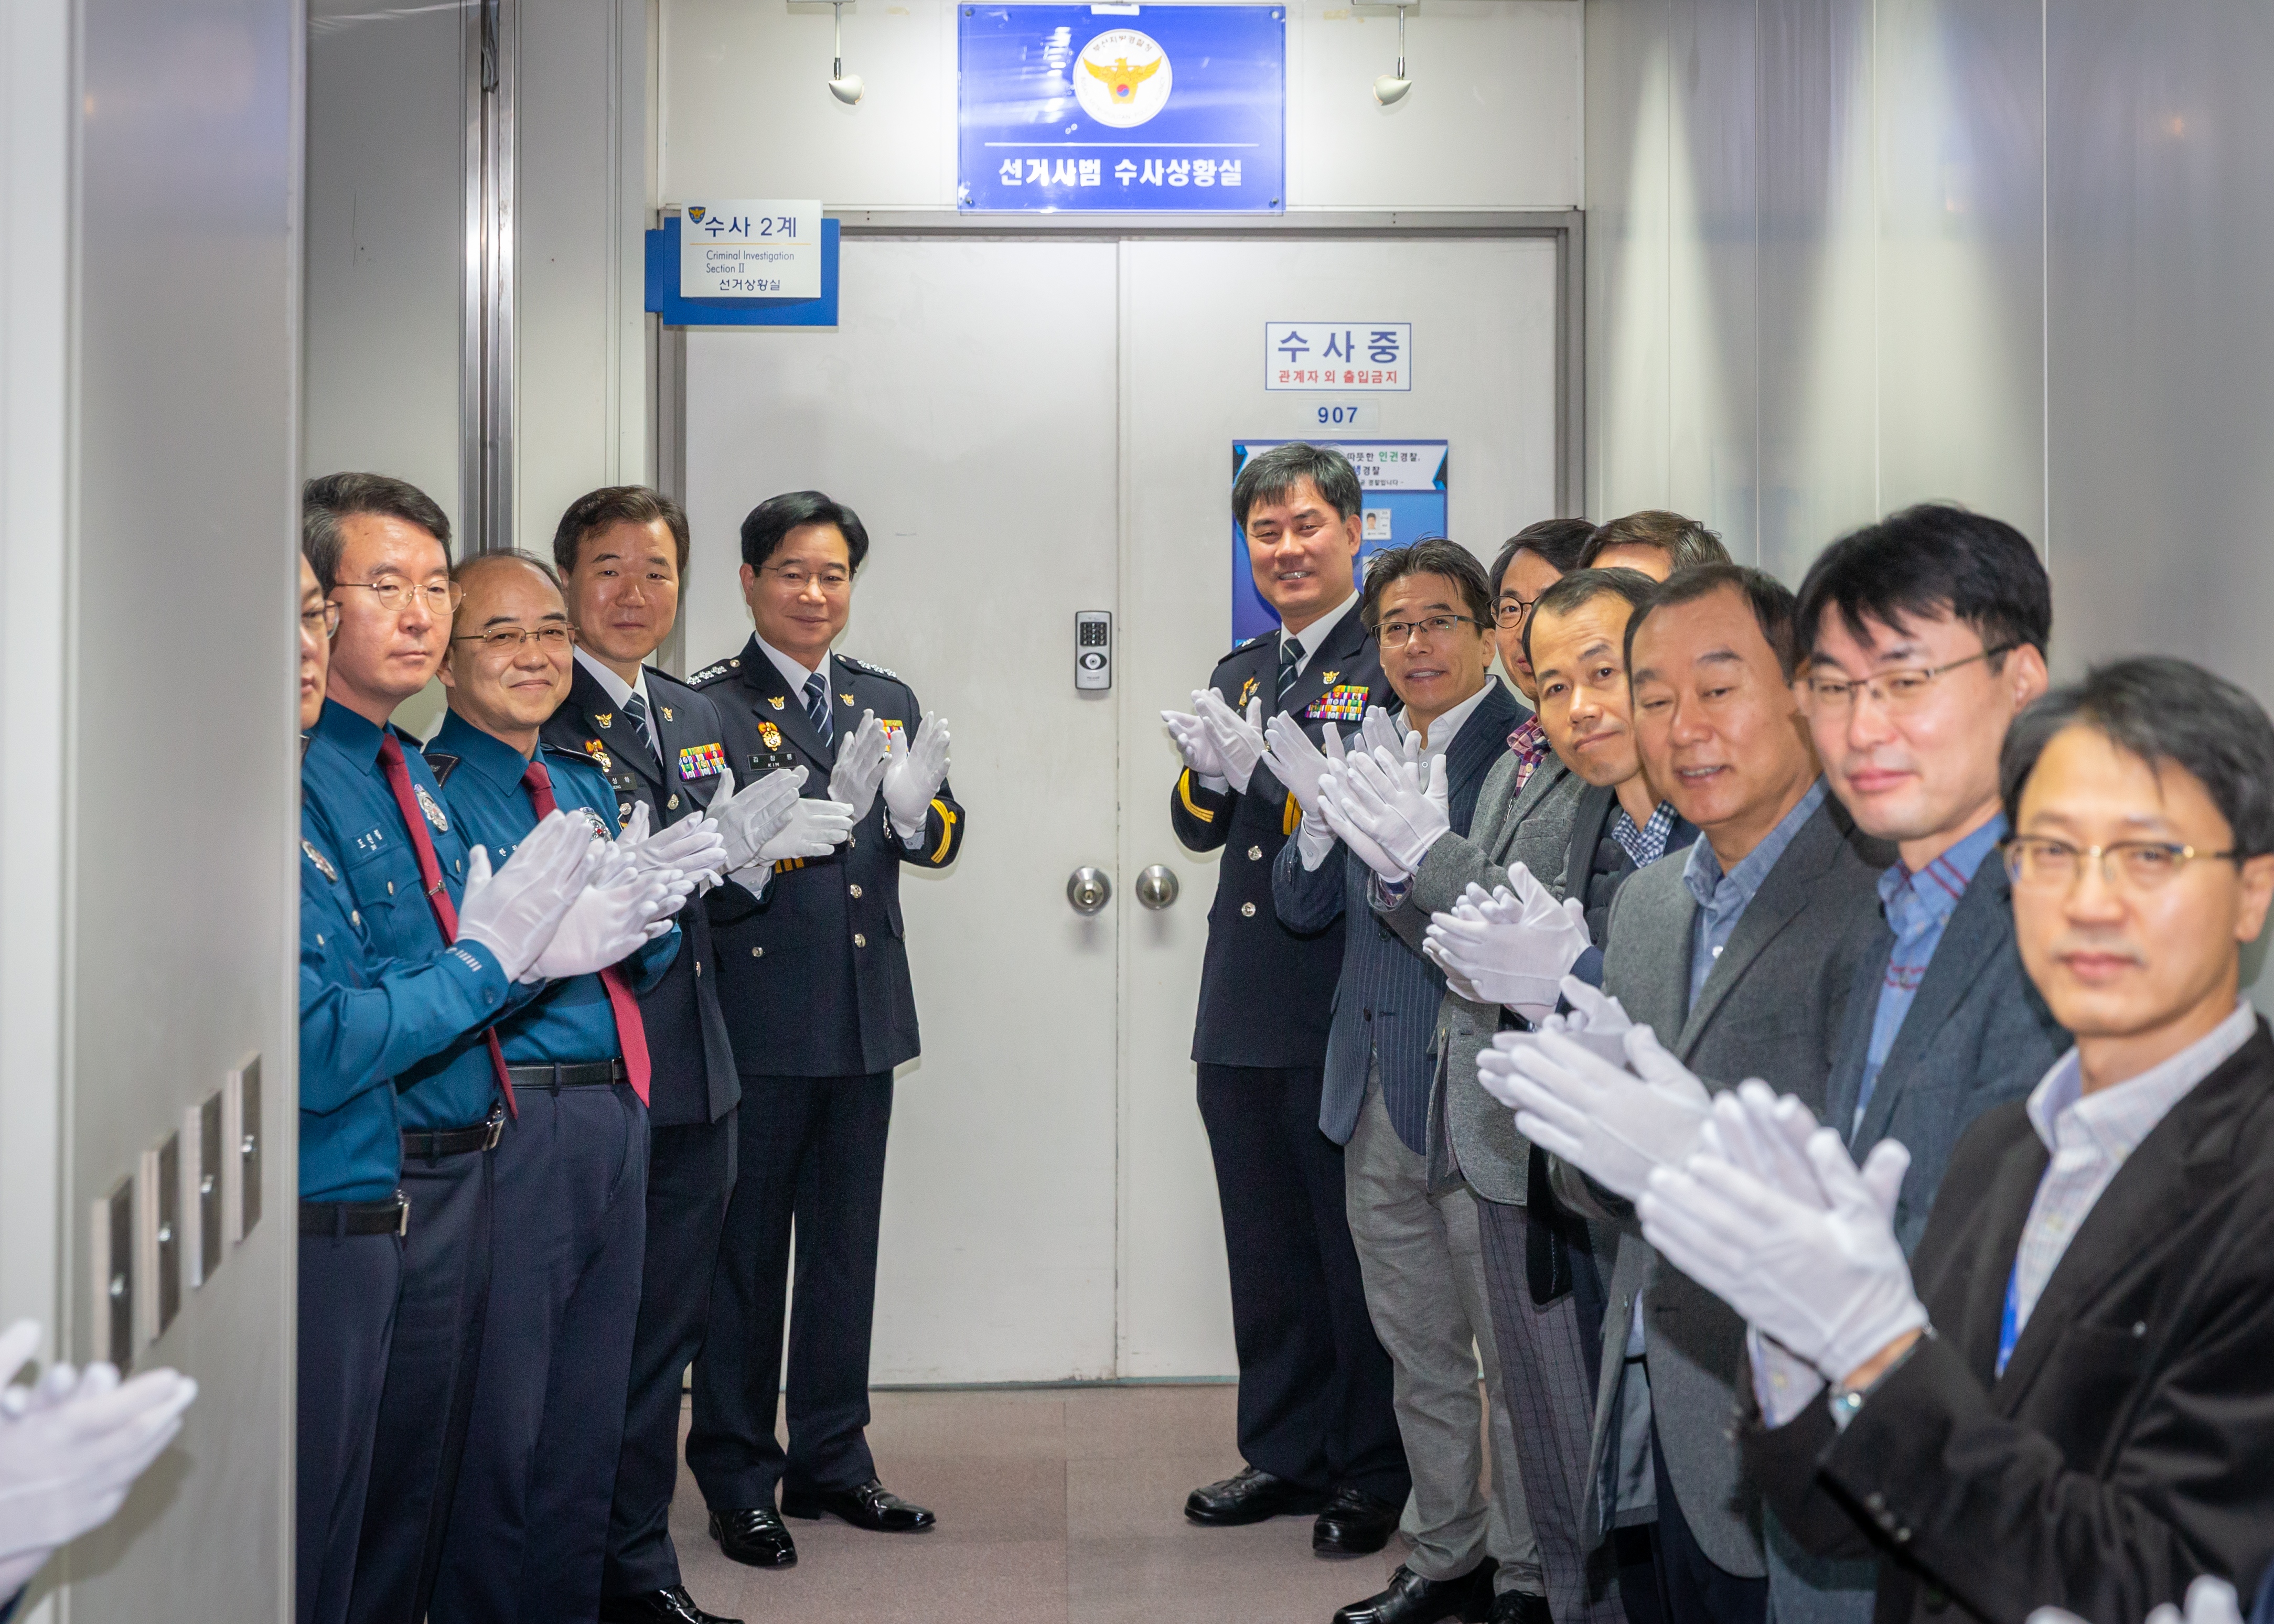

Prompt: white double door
xmin=676 ymin=231 xmax=1558 ymax=1382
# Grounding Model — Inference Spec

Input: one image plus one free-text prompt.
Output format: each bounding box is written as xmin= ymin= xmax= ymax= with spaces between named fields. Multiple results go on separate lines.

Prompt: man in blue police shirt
xmin=543 ymin=486 xmax=813 ymax=1624
xmin=686 ymin=489 xmax=963 ymax=1570
xmin=1160 ymin=442 xmax=1406 ymax=1553
xmin=298 ymin=478 xmax=619 ymax=1624
xmin=423 ymin=551 xmax=708 ymax=1624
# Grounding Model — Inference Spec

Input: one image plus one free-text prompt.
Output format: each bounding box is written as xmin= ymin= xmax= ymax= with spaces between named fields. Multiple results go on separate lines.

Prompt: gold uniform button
xmin=750 ymin=946 xmax=764 ymax=958
xmin=387 ymin=880 xmax=395 ymax=895
xmin=350 ymin=911 xmax=360 ymax=925
xmin=854 ymin=932 xmax=868 ymax=947
xmin=1240 ymin=901 xmax=1257 ymax=918
xmin=1248 ymin=845 xmax=1263 ymax=861
xmin=849 ymin=884 xmax=863 ymax=899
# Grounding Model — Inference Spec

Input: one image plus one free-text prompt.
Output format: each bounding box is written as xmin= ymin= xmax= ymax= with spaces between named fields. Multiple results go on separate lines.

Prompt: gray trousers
xmin=1346 ymin=1073 xmax=1539 ymax=1593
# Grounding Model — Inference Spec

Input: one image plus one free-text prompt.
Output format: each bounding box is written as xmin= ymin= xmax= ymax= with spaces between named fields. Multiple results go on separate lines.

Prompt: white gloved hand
xmin=2033 ymin=1577 xmax=2247 ymax=1624
xmin=1194 ymin=690 xmax=1268 ymax=795
xmin=1359 ymin=705 xmax=1404 ymax=761
xmin=1485 ymin=1023 xmax=1712 ymax=1201
xmin=828 ymin=711 xmax=891 ymax=820
xmin=0 ymin=1321 xmax=197 ymax=1585
xmin=1262 ymin=714 xmax=1343 ymax=819
xmin=1542 ymin=975 xmax=1637 ymax=1064
xmin=1315 ymin=762 xmax=1412 ymax=883
xmin=1422 ymin=861 xmax=1592 ymax=1021
xmin=1639 ymin=1121 xmax=1929 ymax=1383
xmin=523 ymin=863 xmax=685 ymax=982
xmin=1163 ymin=703 xmax=1230 ymax=787
xmin=616 ymin=801 xmax=728 ymax=892
xmin=1328 ymin=743 xmax=1452 ymax=878
xmin=882 ymin=711 xmax=951 ymax=842
xmin=707 ymin=764 xmax=809 ymax=875
xmin=747 ymin=793 xmax=857 ymax=874
xmin=1295 ymin=810 xmax=1340 ymax=872
xmin=456 ymin=812 xmax=607 ymax=983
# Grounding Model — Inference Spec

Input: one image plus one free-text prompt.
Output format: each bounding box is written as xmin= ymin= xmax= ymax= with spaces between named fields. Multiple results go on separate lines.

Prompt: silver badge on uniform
xmin=578 ymin=806 xmax=615 ymax=841
xmin=301 ymin=839 xmax=339 ymax=883
xmin=415 ymin=784 xmax=450 ymax=834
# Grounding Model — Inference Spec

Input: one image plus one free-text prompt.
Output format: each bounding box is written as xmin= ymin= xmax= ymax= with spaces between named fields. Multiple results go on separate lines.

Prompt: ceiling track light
xmin=828 ymin=0 xmax=863 ymax=104
xmin=1373 ymin=3 xmax=1411 ymax=106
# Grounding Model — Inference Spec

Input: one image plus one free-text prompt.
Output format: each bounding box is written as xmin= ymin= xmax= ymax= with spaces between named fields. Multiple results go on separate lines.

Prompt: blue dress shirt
xmin=423 ymin=712 xmax=678 ymax=1065
xmin=303 ymin=698 xmax=530 ymax=1134
xmin=1852 ymin=813 xmax=2008 ymax=1130
xmin=1681 ymin=778 xmax=1828 ymax=1010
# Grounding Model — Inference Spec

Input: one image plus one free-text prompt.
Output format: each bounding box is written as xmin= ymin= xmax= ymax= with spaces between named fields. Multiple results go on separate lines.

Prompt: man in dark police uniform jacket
xmin=1162 ymin=442 xmax=1406 ymax=1554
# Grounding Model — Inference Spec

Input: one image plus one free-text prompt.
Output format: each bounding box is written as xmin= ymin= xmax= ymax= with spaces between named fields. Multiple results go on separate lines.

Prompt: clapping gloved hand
xmin=1421 ymin=861 xmax=1593 ymax=1021
xmin=1262 ymin=715 xmax=1349 ymax=872
xmin=615 ymin=801 xmax=728 ymax=898
xmin=2033 ymin=1577 xmax=2246 ymax=1624
xmin=705 ymin=763 xmax=810 ymax=880
xmin=0 ymin=1319 xmax=198 ymax=1598
xmin=1479 ymin=1018 xmax=1713 ymax=1203
xmin=455 ymin=811 xmax=610 ymax=984
xmin=1193 ymin=689 xmax=1267 ymax=795
xmin=829 ymin=711 xmax=892 ymax=821
xmin=1636 ymin=1083 xmax=1926 ymax=1388
xmin=1162 ymin=700 xmax=1231 ymax=788
xmin=522 ymin=827 xmax=692 ymax=983
xmin=1317 ymin=726 xmax=1449 ymax=884
xmin=881 ymin=712 xmax=951 ymax=844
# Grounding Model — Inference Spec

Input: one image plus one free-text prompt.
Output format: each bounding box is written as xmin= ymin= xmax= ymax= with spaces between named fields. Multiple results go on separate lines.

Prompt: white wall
xmin=658 ymin=0 xmax=1582 ymax=212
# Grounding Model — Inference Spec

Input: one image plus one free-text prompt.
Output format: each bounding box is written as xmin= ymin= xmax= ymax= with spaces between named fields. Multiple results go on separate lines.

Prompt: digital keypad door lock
xmin=1075 ymin=610 xmax=1112 ymax=691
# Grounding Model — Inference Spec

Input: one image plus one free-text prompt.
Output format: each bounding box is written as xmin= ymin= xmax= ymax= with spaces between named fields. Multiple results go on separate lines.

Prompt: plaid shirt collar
xmin=1507 ymin=712 xmax=1550 ymax=789
xmin=1607 ymin=799 xmax=1679 ymax=868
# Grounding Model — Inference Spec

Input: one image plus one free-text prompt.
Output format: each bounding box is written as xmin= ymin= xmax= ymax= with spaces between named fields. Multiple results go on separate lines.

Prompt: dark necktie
xmin=1277 ymin=636 xmax=1305 ymax=706
xmin=377 ymin=734 xmax=517 ymax=1116
xmin=521 ymin=759 xmax=651 ymax=1106
xmin=803 ymin=670 xmax=834 ymax=746
xmin=621 ymin=689 xmax=662 ymax=774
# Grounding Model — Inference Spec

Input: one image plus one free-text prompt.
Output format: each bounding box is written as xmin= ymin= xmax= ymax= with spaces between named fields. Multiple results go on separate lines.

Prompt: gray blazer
xmin=1377 ymin=749 xmax=1587 ymax=1204
xmin=1570 ymin=794 xmax=1892 ymax=1579
xmin=1275 ymin=681 xmax=1526 ymax=1150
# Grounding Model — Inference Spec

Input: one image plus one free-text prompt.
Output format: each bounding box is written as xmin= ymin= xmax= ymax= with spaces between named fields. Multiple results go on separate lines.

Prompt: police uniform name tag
xmin=1308 ymin=684 xmax=1369 ymax=722
xmin=678 ymin=742 xmax=727 ymax=780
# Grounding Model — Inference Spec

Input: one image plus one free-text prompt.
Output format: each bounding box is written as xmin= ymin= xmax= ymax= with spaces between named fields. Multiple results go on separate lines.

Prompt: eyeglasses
xmin=1494 ymin=595 xmax=1541 ymax=628
xmin=452 ymin=624 xmax=574 ymax=653
xmin=301 ymin=601 xmax=342 ymax=638
xmin=1378 ymin=614 xmax=1490 ymax=649
xmin=2001 ymin=835 xmax=2240 ymax=892
xmin=763 ymin=563 xmax=852 ymax=593
xmin=334 ymin=577 xmax=466 ymax=617
xmin=1798 ymin=644 xmax=2016 ymax=716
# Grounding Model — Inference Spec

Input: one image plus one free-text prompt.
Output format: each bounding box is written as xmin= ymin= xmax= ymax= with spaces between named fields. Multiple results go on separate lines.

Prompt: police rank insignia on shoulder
xmin=678 ymin=742 xmax=727 ymax=779
xmin=1307 ymin=684 xmax=1370 ymax=723
xmin=415 ymin=783 xmax=451 ymax=833
xmin=838 ymin=653 xmax=899 ymax=681
xmin=688 ymin=657 xmax=739 ymax=686
xmin=301 ymin=840 xmax=338 ymax=883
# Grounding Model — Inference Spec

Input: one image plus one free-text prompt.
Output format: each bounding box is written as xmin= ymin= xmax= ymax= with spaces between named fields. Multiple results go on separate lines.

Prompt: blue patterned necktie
xmin=803 ymin=670 xmax=833 ymax=746
xmin=1277 ymin=636 xmax=1305 ymax=706
xmin=620 ymin=689 xmax=661 ymax=772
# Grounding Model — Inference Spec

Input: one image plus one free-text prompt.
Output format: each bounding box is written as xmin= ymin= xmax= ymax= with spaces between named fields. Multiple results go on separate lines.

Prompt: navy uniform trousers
xmin=299 ymin=1231 xmax=402 ymax=1624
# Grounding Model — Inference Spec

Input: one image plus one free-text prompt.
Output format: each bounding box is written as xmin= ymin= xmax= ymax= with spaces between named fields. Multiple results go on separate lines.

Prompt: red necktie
xmin=377 ymin=734 xmax=517 ymax=1117
xmin=521 ymin=759 xmax=651 ymax=1105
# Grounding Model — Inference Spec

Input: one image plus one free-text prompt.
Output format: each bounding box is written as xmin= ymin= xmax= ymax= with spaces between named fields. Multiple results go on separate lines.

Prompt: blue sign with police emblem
xmin=958 ymin=5 xmax=1285 ymax=214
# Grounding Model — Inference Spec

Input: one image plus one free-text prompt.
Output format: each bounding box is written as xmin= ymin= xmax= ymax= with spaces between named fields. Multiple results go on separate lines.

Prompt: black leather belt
xmin=503 ymin=1059 xmax=627 ymax=1090
xmin=301 ymin=1194 xmax=410 ymax=1237
xmin=402 ymin=1111 xmax=505 ymax=1162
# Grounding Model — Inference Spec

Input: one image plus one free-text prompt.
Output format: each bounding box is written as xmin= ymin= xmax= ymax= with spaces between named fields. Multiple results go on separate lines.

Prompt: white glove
xmin=1163 ymin=704 xmax=1229 ymax=788
xmin=0 ymin=1320 xmax=197 ymax=1589
xmin=1329 ymin=744 xmax=1452 ymax=878
xmin=1485 ymin=1023 xmax=1712 ymax=1201
xmin=882 ymin=711 xmax=951 ymax=842
xmin=707 ymin=764 xmax=809 ymax=875
xmin=1543 ymin=976 xmax=1637 ymax=1064
xmin=523 ymin=863 xmax=687 ymax=983
xmin=1639 ymin=1119 xmax=1928 ymax=1383
xmin=828 ymin=711 xmax=891 ymax=820
xmin=1262 ymin=714 xmax=1344 ymax=819
xmin=2035 ymin=1577 xmax=2248 ymax=1624
xmin=1359 ymin=704 xmax=1404 ymax=760
xmin=616 ymin=801 xmax=727 ymax=893
xmin=1194 ymin=689 xmax=1267 ymax=795
xmin=456 ymin=812 xmax=606 ymax=983
xmin=747 ymin=793 xmax=857 ymax=874
xmin=1314 ymin=762 xmax=1409 ymax=883
xmin=1421 ymin=861 xmax=1592 ymax=1020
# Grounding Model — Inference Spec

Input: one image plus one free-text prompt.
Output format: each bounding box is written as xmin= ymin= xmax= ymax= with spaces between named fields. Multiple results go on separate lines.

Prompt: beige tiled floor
xmin=671 ymin=1384 xmax=1413 ymax=1623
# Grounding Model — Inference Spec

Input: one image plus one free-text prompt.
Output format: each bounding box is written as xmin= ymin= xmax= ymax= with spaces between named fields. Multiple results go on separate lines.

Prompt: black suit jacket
xmin=1745 ymin=1020 xmax=2274 ymax=1624
xmin=1558 ymin=780 xmax=1699 ymax=945
xmin=692 ymin=636 xmax=965 ymax=1079
xmin=1171 ymin=604 xmax=1386 ymax=1069
xmin=540 ymin=662 xmax=741 ymax=1126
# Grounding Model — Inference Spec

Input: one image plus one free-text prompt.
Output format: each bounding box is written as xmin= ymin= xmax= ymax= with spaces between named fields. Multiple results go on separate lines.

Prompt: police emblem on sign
xmin=415 ymin=784 xmax=450 ymax=833
xmin=301 ymin=840 xmax=339 ymax=883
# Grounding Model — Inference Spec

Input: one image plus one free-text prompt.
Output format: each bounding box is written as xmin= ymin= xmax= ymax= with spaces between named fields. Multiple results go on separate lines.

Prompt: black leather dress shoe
xmin=1487 ymin=1591 xmax=1551 ymax=1624
xmin=598 ymin=1585 xmax=746 ymax=1624
xmin=1312 ymin=1485 xmax=1401 ymax=1555
xmin=779 ymin=1477 xmax=937 ymax=1532
xmin=1333 ymin=1560 xmax=1499 ymax=1624
xmin=709 ymin=1506 xmax=798 ymax=1568
xmin=1184 ymin=1466 xmax=1331 ymax=1526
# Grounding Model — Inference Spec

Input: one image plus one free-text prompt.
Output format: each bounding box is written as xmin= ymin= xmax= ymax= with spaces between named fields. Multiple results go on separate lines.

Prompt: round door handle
xmin=1067 ymin=866 xmax=1111 ymax=915
xmin=1136 ymin=864 xmax=1179 ymax=910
